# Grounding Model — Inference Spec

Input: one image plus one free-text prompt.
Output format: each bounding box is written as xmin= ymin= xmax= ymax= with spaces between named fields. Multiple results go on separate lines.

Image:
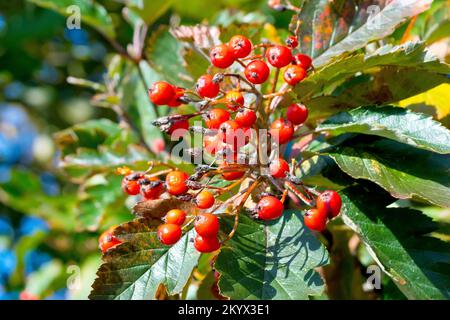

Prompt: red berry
xmin=149 ymin=81 xmax=175 ymax=105
xmin=225 ymin=91 xmax=244 ymax=111
xmin=121 ymin=173 xmax=142 ymax=195
xmin=204 ymin=108 xmax=230 ymax=129
xmin=316 ymin=190 xmax=342 ymax=218
xmin=165 ymin=209 xmax=186 ymax=225
xmin=235 ymin=109 xmax=257 ymax=128
xmin=196 ymin=190 xmax=215 ymax=209
xmin=286 ymin=103 xmax=308 ymax=125
xmin=167 ymin=87 xmax=185 ymax=107
xmin=166 ymin=171 xmax=189 ymax=195
xmin=220 ymin=162 xmax=245 ymax=180
xmin=194 ymin=235 xmax=221 ymax=253
xmin=257 ymin=196 xmax=283 ymax=220
xmin=266 ymin=45 xmax=293 ymax=68
xmin=292 ymin=53 xmax=312 ymax=70
xmin=244 ymin=60 xmax=270 ymax=84
xmin=286 ymin=35 xmax=298 ymax=48
xmin=269 ymin=158 xmax=290 ymax=178
xmin=99 ymin=226 xmax=122 ymax=253
xmin=228 ymin=35 xmax=252 ymax=59
xmin=270 ymin=118 xmax=294 ymax=144
xmin=167 ymin=119 xmax=189 ymax=135
xmin=210 ymin=44 xmax=235 ymax=68
xmin=284 ymin=65 xmax=307 ymax=86
xmin=195 ymin=213 xmax=220 ymax=237
xmin=219 ymin=120 xmax=240 ymax=144
xmin=204 ymin=134 xmax=226 ymax=156
xmin=304 ymin=208 xmax=327 ymax=231
xmin=158 ymin=223 xmax=182 ymax=245
xmin=140 ymin=177 xmax=165 ymax=200
xmin=196 ymin=75 xmax=220 ymax=98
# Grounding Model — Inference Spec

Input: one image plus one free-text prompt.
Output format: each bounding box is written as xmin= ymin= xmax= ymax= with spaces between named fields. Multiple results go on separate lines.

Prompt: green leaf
xmin=318 ymin=106 xmax=450 ymax=154
xmin=215 ymin=211 xmax=329 ymax=300
xmin=89 ymin=218 xmax=200 ymax=299
xmin=121 ymin=0 xmax=173 ymax=25
xmin=326 ymin=138 xmax=450 ymax=207
xmin=340 ymin=185 xmax=450 ymax=299
xmin=293 ymin=0 xmax=432 ymax=67
xmin=28 ymin=0 xmax=116 ymax=39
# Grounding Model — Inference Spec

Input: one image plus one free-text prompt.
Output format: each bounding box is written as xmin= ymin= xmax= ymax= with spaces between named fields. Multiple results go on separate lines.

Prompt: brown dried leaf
xmin=133 ymin=197 xmax=196 ymax=219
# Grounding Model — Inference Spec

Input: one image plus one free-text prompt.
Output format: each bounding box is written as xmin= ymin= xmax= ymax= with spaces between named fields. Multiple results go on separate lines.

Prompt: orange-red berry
xmin=257 ymin=196 xmax=284 ymax=220
xmin=235 ymin=109 xmax=257 ymax=128
xmin=204 ymin=108 xmax=230 ymax=129
xmin=149 ymin=81 xmax=175 ymax=105
xmin=270 ymin=118 xmax=294 ymax=144
xmin=158 ymin=223 xmax=182 ymax=245
xmin=304 ymin=208 xmax=327 ymax=231
xmin=286 ymin=103 xmax=308 ymax=125
xmin=140 ymin=177 xmax=165 ymax=200
xmin=165 ymin=209 xmax=187 ymax=225
xmin=316 ymin=190 xmax=342 ymax=218
xmin=286 ymin=35 xmax=298 ymax=48
xmin=266 ymin=45 xmax=293 ymax=68
xmin=210 ymin=44 xmax=235 ymax=69
xmin=166 ymin=171 xmax=189 ymax=196
xmin=220 ymin=162 xmax=245 ymax=180
xmin=284 ymin=65 xmax=307 ymax=86
xmin=228 ymin=35 xmax=252 ymax=58
xmin=99 ymin=226 xmax=122 ymax=253
xmin=121 ymin=173 xmax=143 ymax=195
xmin=167 ymin=87 xmax=185 ymax=107
xmin=195 ymin=213 xmax=220 ymax=237
xmin=225 ymin=91 xmax=245 ymax=111
xmin=194 ymin=234 xmax=221 ymax=253
xmin=244 ymin=60 xmax=270 ymax=84
xmin=269 ymin=158 xmax=290 ymax=178
xmin=167 ymin=119 xmax=189 ymax=135
xmin=292 ymin=53 xmax=312 ymax=70
xmin=196 ymin=74 xmax=220 ymax=98
xmin=196 ymin=190 xmax=215 ymax=209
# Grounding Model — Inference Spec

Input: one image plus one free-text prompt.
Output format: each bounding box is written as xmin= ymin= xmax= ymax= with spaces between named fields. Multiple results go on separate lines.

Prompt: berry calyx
xmin=139 ymin=177 xmax=165 ymax=200
xmin=286 ymin=103 xmax=308 ymax=125
xmin=158 ymin=223 xmax=182 ymax=245
xmin=269 ymin=158 xmax=290 ymax=178
xmin=292 ymin=53 xmax=312 ymax=70
xmin=228 ymin=35 xmax=252 ymax=59
xmin=196 ymin=74 xmax=220 ymax=98
xmin=194 ymin=213 xmax=220 ymax=237
xmin=166 ymin=171 xmax=189 ymax=195
xmin=99 ymin=226 xmax=122 ymax=253
xmin=235 ymin=109 xmax=257 ymax=128
xmin=304 ymin=208 xmax=327 ymax=231
xmin=220 ymin=162 xmax=245 ymax=180
xmin=270 ymin=118 xmax=294 ymax=144
xmin=284 ymin=65 xmax=307 ymax=86
xmin=194 ymin=235 xmax=221 ymax=253
xmin=149 ymin=81 xmax=176 ymax=105
xmin=244 ymin=60 xmax=270 ymax=84
xmin=257 ymin=196 xmax=284 ymax=220
xmin=121 ymin=173 xmax=143 ymax=195
xmin=165 ymin=209 xmax=186 ymax=225
xmin=210 ymin=44 xmax=235 ymax=69
xmin=316 ymin=190 xmax=342 ymax=218
xmin=225 ymin=91 xmax=244 ymax=111
xmin=196 ymin=190 xmax=215 ymax=209
xmin=286 ymin=35 xmax=298 ymax=48
xmin=266 ymin=45 xmax=293 ymax=68
xmin=167 ymin=119 xmax=189 ymax=135
xmin=204 ymin=108 xmax=230 ymax=129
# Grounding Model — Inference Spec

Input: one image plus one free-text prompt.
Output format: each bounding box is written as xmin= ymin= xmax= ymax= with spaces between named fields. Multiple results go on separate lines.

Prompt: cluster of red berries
xmin=304 ymin=190 xmax=342 ymax=231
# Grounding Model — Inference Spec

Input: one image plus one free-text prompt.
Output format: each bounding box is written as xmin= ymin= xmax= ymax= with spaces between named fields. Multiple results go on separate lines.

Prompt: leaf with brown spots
xmin=133 ymin=198 xmax=197 ymax=219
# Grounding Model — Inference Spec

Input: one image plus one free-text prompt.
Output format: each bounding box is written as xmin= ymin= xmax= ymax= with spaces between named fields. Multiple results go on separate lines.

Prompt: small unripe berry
xmin=196 ymin=74 xmax=220 ymax=98
xmin=286 ymin=103 xmax=308 ymax=125
xmin=149 ymin=81 xmax=175 ymax=105
xmin=194 ymin=235 xmax=221 ymax=253
xmin=99 ymin=226 xmax=122 ymax=253
xmin=257 ymin=196 xmax=284 ymax=220
xmin=266 ymin=45 xmax=293 ymax=68
xmin=269 ymin=158 xmax=290 ymax=178
xmin=204 ymin=108 xmax=230 ymax=129
xmin=195 ymin=213 xmax=220 ymax=237
xmin=166 ymin=171 xmax=189 ymax=195
xmin=158 ymin=223 xmax=182 ymax=245
xmin=196 ymin=190 xmax=215 ymax=209
xmin=210 ymin=44 xmax=235 ymax=68
xmin=235 ymin=109 xmax=257 ymax=128
xmin=304 ymin=208 xmax=327 ymax=231
xmin=316 ymin=190 xmax=342 ymax=218
xmin=270 ymin=118 xmax=294 ymax=144
xmin=292 ymin=53 xmax=312 ymax=70
xmin=228 ymin=35 xmax=252 ymax=58
xmin=165 ymin=209 xmax=186 ymax=225
xmin=244 ymin=60 xmax=270 ymax=84
xmin=284 ymin=65 xmax=307 ymax=86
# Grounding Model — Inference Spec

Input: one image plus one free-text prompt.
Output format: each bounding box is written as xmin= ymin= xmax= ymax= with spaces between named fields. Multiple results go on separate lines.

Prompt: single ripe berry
xmin=210 ymin=44 xmax=235 ymax=68
xmin=195 ymin=213 xmax=220 ymax=237
xmin=225 ymin=91 xmax=244 ymax=111
xmin=269 ymin=158 xmax=290 ymax=178
xmin=167 ymin=119 xmax=189 ymax=135
xmin=286 ymin=35 xmax=298 ymax=48
xmin=228 ymin=35 xmax=252 ymax=58
xmin=167 ymin=87 xmax=185 ymax=107
xmin=220 ymin=162 xmax=245 ymax=180
xmin=149 ymin=81 xmax=175 ymax=105
xmin=235 ymin=109 xmax=257 ymax=128
xmin=121 ymin=172 xmax=143 ymax=195
xmin=270 ymin=118 xmax=294 ymax=144
xmin=194 ymin=235 xmax=221 ymax=253
xmin=257 ymin=196 xmax=284 ymax=220
xmin=99 ymin=226 xmax=122 ymax=253
xmin=165 ymin=209 xmax=186 ymax=225
xmin=266 ymin=45 xmax=293 ymax=68
xmin=304 ymin=208 xmax=327 ymax=231
xmin=292 ymin=53 xmax=312 ymax=70
xmin=204 ymin=108 xmax=230 ymax=129
xmin=204 ymin=134 xmax=226 ymax=155
xmin=219 ymin=120 xmax=240 ymax=144
xmin=316 ymin=190 xmax=342 ymax=218
xmin=166 ymin=171 xmax=189 ymax=195
xmin=196 ymin=190 xmax=215 ymax=209
xmin=196 ymin=74 xmax=220 ymax=98
xmin=286 ymin=103 xmax=308 ymax=125
xmin=140 ymin=177 xmax=165 ymax=200
xmin=158 ymin=223 xmax=182 ymax=245
xmin=244 ymin=60 xmax=270 ymax=84
xmin=284 ymin=65 xmax=307 ymax=86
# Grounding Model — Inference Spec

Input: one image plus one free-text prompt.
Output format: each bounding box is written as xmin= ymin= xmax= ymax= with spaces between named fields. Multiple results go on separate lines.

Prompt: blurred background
xmin=0 ymin=0 xmax=448 ymax=300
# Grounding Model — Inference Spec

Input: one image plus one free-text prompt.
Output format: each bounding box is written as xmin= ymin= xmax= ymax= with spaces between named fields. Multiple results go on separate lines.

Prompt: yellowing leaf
xmin=399 ymin=83 xmax=450 ymax=119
